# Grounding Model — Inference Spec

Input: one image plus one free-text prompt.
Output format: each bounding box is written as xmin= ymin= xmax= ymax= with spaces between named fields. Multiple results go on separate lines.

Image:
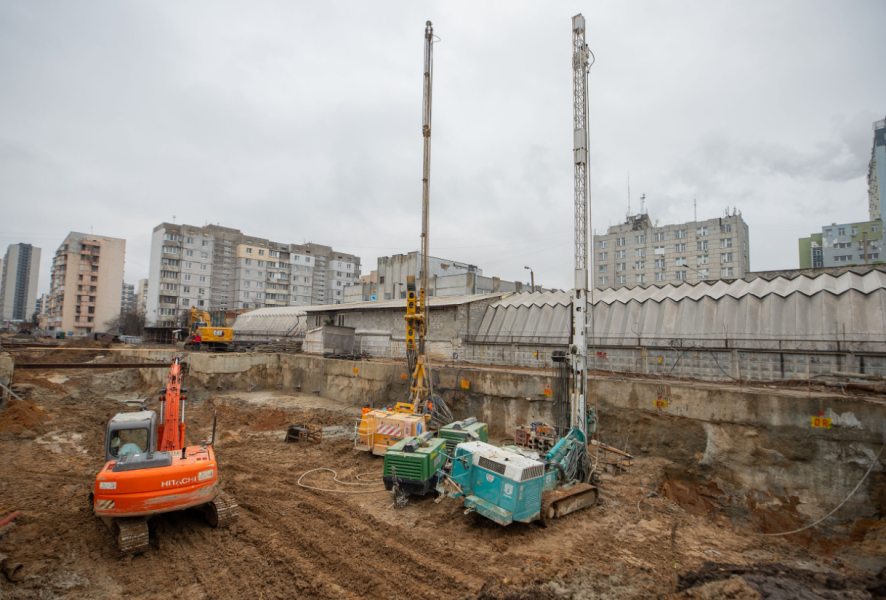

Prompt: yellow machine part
xmin=357 ymin=410 xmax=430 ymax=456
xmin=197 ymin=326 xmax=234 ymax=343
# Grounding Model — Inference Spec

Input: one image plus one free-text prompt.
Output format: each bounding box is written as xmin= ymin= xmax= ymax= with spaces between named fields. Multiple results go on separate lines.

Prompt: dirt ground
xmin=1 ymin=367 xmax=885 ymax=600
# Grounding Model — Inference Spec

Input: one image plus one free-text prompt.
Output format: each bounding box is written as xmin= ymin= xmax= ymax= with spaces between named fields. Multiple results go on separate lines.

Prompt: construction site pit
xmin=1 ymin=347 xmax=886 ymax=600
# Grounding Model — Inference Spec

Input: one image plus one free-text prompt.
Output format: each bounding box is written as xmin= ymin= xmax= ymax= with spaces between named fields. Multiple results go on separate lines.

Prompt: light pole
xmin=524 ymin=266 xmax=534 ymax=291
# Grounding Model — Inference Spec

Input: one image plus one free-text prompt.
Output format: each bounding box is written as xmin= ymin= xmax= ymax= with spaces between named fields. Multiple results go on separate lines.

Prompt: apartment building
xmin=45 ymin=233 xmax=126 ymax=333
xmin=137 ymin=279 xmax=148 ymax=312
xmin=121 ymin=282 xmax=136 ymax=314
xmin=798 ymin=219 xmax=883 ymax=269
xmin=0 ymin=243 xmax=41 ymax=323
xmin=146 ymin=223 xmax=360 ymax=325
xmin=595 ymin=212 xmax=750 ymax=289
xmin=35 ymin=293 xmax=49 ymax=316
xmin=869 ymin=116 xmax=885 ymax=222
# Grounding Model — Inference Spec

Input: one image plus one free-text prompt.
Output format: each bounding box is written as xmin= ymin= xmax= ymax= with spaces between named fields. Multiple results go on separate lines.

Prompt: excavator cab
xmin=104 ymin=412 xmax=157 ymax=462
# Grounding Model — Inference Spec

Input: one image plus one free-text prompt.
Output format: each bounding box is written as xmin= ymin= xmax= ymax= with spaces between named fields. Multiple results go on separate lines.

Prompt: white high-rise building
xmin=0 ymin=243 xmax=41 ymax=323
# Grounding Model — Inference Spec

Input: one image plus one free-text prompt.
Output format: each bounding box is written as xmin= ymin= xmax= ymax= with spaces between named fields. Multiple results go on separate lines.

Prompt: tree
xmin=106 ymin=308 xmax=147 ymax=337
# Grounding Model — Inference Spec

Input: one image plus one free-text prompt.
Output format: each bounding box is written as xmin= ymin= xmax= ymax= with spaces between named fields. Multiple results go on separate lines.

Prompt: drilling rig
xmin=357 ymin=21 xmax=453 ymax=457
xmin=436 ymin=14 xmax=599 ymax=525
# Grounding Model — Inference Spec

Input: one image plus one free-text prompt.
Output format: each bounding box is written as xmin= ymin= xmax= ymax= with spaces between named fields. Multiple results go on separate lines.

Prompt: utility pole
xmin=525 ymin=266 xmax=535 ymax=291
xmin=571 ymin=14 xmax=592 ymax=439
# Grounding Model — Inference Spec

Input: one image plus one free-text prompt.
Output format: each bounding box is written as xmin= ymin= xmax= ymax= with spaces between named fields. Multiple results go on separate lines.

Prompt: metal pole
xmin=863 ymin=232 xmax=869 ymax=265
xmin=525 ymin=266 xmax=534 ymax=291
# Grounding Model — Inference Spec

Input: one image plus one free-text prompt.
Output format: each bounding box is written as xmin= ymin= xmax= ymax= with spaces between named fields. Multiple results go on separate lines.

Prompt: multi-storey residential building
xmin=34 ymin=293 xmax=50 ymax=316
xmin=798 ymin=219 xmax=883 ymax=269
xmin=343 ymin=252 xmax=524 ymax=303
xmin=594 ymin=212 xmax=750 ymax=289
xmin=869 ymin=117 xmax=886 ymax=222
xmin=45 ymin=233 xmax=125 ymax=333
xmin=146 ymin=223 xmax=360 ymax=324
xmin=121 ymin=282 xmax=136 ymax=314
xmin=137 ymin=279 xmax=149 ymax=313
xmin=0 ymin=243 xmax=41 ymax=323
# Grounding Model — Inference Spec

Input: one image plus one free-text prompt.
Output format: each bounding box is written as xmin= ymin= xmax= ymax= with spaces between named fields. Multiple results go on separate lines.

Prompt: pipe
xmin=0 ymin=511 xmax=20 ymax=528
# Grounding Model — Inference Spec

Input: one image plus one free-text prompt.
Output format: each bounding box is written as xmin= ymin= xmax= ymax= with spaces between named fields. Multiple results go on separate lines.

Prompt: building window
xmin=635 ymin=235 xmax=645 ymax=244
xmin=635 ymin=248 xmax=645 ymax=257
xmin=599 ymin=240 xmax=608 ymax=249
xmin=721 ymin=253 xmax=733 ymax=263
xmin=654 ymin=259 xmax=665 ymax=269
xmin=724 ymin=224 xmax=732 ymax=233
xmin=852 ymin=227 xmax=859 ymax=236
xmin=616 ymin=250 xmax=626 ymax=259
xmin=616 ymin=263 xmax=626 ymax=272
xmin=697 ymin=255 xmax=709 ymax=265
xmin=873 ymin=225 xmax=880 ymax=233
xmin=184 ymin=274 xmax=191 ymax=281
xmin=186 ymin=237 xmax=194 ymax=244
xmin=838 ymin=228 xmax=846 ymax=236
xmin=164 ymin=233 xmax=182 ymax=242
xmin=258 ymin=261 xmax=264 ymax=267
xmin=721 ymin=267 xmax=734 ymax=277
xmin=696 ymin=240 xmax=708 ymax=251
xmin=599 ymin=276 xmax=608 ymax=285
xmin=183 ymin=286 xmax=190 ymax=293
xmin=675 ymin=257 xmax=687 ymax=267
xmin=676 ymin=271 xmax=687 ymax=281
xmin=696 ymin=227 xmax=708 ymax=236
xmin=675 ymin=243 xmax=686 ymax=252
xmin=199 ymin=276 xmax=206 ymax=282
xmin=635 ymin=274 xmax=645 ymax=284
xmin=617 ymin=275 xmax=626 ymax=284
xmin=259 ymin=250 xmax=265 ymax=256
xmin=698 ymin=269 xmax=709 ymax=279
xmin=201 ymin=252 xmax=208 ymax=259
xmin=653 ymin=232 xmax=665 ymax=242
xmin=246 ymin=248 xmax=252 ymax=254
xmin=200 ymin=264 xmax=207 ymax=271
xmin=185 ymin=250 xmax=193 ymax=257
xmin=598 ymin=264 xmax=608 ymax=272
xmin=244 ymin=281 xmax=250 ymax=287
xmin=720 ymin=238 xmax=733 ymax=248
xmin=655 ymin=272 xmax=666 ymax=282
xmin=616 ymin=237 xmax=626 ymax=247
xmin=675 ymin=229 xmax=686 ymax=239
xmin=243 ymin=292 xmax=249 ymax=298
xmin=202 ymin=240 xmax=209 ymax=246
xmin=635 ymin=261 xmax=645 ymax=269
xmin=599 ymin=252 xmax=608 ymax=261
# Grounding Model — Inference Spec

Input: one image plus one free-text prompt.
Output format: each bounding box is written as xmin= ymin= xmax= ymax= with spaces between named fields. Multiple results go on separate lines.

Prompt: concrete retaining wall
xmin=115 ymin=349 xmax=886 ymax=528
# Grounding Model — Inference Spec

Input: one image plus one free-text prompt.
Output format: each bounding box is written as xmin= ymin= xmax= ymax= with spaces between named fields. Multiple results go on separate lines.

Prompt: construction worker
xmin=190 ymin=332 xmax=202 ymax=351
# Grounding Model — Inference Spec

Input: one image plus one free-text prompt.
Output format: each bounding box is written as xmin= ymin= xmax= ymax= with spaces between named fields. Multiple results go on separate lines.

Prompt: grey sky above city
xmin=1 ymin=1 xmax=884 ymax=294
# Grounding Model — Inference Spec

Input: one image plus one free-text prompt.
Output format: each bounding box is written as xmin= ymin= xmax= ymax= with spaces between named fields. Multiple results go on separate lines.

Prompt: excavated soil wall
xmin=116 ymin=350 xmax=886 ymax=531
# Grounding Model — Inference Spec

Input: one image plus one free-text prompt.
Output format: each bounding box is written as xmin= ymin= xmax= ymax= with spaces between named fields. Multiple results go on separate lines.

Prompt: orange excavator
xmin=92 ymin=357 xmax=238 ymax=554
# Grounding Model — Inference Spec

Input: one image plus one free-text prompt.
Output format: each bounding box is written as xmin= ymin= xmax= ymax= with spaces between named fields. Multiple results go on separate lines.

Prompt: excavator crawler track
xmin=116 ymin=517 xmax=150 ymax=555
xmin=540 ymin=483 xmax=598 ymax=525
xmin=205 ymin=492 xmax=239 ymax=528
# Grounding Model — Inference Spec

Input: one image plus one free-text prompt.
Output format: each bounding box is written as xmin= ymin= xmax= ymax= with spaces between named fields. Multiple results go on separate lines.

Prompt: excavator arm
xmin=157 ymin=357 xmax=186 ymax=452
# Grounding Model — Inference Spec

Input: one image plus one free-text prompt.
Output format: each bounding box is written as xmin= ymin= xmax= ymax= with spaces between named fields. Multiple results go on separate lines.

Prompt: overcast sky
xmin=1 ymin=1 xmax=884 ymax=295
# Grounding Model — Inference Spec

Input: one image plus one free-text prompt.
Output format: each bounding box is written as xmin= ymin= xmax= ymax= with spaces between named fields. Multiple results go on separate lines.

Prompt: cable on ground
xmin=761 ymin=435 xmax=886 ymax=536
xmin=297 ymin=468 xmax=387 ymax=494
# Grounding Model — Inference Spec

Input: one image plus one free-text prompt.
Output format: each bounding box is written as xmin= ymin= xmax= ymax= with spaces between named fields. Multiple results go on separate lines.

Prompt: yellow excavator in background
xmin=182 ymin=306 xmax=235 ymax=352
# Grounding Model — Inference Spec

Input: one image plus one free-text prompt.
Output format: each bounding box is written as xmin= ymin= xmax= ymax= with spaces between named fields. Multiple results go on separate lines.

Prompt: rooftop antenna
xmin=172 ymin=215 xmax=177 ymax=224
xmin=626 ymin=173 xmax=631 ymax=216
xmin=693 ymin=199 xmax=697 ymax=222
xmin=640 ymin=194 xmax=645 ymax=215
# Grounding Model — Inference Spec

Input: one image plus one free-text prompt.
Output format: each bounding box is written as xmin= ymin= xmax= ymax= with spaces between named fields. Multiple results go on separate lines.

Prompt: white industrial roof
xmin=299 ymin=292 xmax=509 ymax=313
xmin=473 ymin=272 xmax=886 ymax=349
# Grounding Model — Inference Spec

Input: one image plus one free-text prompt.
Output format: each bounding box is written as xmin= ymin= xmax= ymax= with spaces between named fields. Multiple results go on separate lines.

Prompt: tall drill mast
xmin=420 ymin=20 xmax=434 ymax=353
xmin=405 ymin=20 xmax=435 ymax=411
xmin=571 ymin=14 xmax=591 ymax=437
